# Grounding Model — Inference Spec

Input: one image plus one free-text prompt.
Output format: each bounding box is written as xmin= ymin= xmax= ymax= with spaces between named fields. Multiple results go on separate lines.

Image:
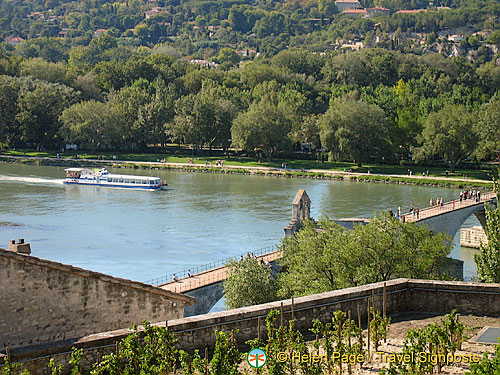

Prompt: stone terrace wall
xmin=0 ymin=248 xmax=194 ymax=350
xmin=407 ymin=279 xmax=500 ymax=315
xmin=1 ymin=279 xmax=409 ymax=374
xmin=3 ymin=279 xmax=500 ymax=375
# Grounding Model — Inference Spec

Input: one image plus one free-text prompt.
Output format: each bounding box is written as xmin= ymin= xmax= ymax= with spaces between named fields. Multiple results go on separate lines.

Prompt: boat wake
xmin=0 ymin=175 xmax=65 ymax=185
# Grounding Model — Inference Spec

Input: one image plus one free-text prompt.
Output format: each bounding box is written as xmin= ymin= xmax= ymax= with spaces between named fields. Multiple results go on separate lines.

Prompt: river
xmin=0 ymin=163 xmax=480 ymax=287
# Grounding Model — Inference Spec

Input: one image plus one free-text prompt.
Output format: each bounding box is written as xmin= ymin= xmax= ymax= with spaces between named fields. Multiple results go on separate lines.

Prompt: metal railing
xmin=164 ymin=249 xmax=283 ymax=293
xmin=402 ymin=191 xmax=496 ymax=223
xmin=144 ymin=245 xmax=279 ymax=287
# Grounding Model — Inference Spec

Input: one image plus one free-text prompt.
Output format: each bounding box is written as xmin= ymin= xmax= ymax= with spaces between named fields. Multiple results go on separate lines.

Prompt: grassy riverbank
xmin=1 ymin=149 xmax=495 ymax=189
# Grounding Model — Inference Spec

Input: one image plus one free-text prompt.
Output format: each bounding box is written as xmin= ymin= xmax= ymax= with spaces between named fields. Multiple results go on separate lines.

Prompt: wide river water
xmin=0 ymin=163 xmax=480 ymax=286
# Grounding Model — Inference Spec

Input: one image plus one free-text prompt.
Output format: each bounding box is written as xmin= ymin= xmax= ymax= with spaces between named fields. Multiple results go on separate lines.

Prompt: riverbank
xmin=0 ymin=154 xmax=493 ymax=189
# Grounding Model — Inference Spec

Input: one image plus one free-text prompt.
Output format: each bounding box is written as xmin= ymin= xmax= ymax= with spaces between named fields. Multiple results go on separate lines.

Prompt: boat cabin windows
xmin=65 ymin=169 xmax=82 ymax=178
xmin=66 ymin=171 xmax=81 ymax=178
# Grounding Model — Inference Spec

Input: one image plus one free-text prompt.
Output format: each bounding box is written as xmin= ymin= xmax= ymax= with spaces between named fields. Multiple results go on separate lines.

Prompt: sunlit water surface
xmin=0 ymin=163 xmax=480 ymax=306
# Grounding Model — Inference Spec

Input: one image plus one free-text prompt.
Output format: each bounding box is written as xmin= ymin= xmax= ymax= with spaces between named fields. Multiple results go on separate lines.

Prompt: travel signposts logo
xmin=247 ymin=348 xmax=267 ymax=368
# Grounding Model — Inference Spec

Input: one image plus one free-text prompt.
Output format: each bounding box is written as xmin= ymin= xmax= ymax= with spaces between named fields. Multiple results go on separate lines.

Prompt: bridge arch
xmin=416 ymin=203 xmax=493 ymax=239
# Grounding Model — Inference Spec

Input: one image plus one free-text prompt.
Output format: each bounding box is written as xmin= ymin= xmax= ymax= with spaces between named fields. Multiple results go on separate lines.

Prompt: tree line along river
xmin=0 ymin=163 xmax=481 ymax=287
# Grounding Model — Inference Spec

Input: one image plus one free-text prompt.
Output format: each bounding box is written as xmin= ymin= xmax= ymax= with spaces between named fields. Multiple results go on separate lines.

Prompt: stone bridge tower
xmin=284 ymin=190 xmax=312 ymax=236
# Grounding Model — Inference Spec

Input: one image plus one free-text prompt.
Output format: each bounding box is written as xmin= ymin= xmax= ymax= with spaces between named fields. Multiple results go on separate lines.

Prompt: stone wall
xmin=407 ymin=279 xmax=500 ymax=315
xmin=3 ymin=279 xmax=500 ymax=375
xmin=0 ymin=248 xmax=194 ymax=351
xmin=460 ymin=226 xmax=487 ymax=248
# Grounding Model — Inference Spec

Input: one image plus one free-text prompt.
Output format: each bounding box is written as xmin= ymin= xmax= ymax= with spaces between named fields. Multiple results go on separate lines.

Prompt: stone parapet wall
xmin=3 ymin=279 xmax=500 ymax=374
xmin=0 ymin=248 xmax=194 ymax=350
xmin=407 ymin=279 xmax=500 ymax=315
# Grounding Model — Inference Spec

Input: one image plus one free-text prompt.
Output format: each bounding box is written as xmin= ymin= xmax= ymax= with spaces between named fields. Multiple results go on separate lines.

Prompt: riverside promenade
xmin=0 ymin=154 xmax=492 ymax=186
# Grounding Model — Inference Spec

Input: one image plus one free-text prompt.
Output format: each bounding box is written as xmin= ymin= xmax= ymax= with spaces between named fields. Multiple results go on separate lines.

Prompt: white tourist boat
xmin=64 ymin=168 xmax=165 ymax=190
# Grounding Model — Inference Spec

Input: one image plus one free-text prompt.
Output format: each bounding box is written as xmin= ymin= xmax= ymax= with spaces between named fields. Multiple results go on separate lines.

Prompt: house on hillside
xmin=93 ymin=28 xmax=108 ymax=37
xmin=145 ymin=7 xmax=166 ymax=19
xmin=342 ymin=9 xmax=367 ymax=16
xmin=188 ymin=59 xmax=218 ymax=68
xmin=4 ymin=36 xmax=24 ymax=45
xmin=27 ymin=11 xmax=44 ymax=20
xmin=58 ymin=28 xmax=68 ymax=38
xmin=395 ymin=9 xmax=428 ymax=14
xmin=448 ymin=34 xmax=464 ymax=42
xmin=335 ymin=0 xmax=361 ymax=12
xmin=366 ymin=7 xmax=390 ymax=16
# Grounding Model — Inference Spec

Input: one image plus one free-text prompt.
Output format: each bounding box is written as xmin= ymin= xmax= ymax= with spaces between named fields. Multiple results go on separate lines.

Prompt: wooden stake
xmin=383 ymin=282 xmax=387 ymax=319
xmin=357 ymin=305 xmax=362 ymax=330
xmin=367 ymin=299 xmax=371 ymax=352
xmin=6 ymin=347 xmax=10 ymax=363
xmin=372 ymin=289 xmax=376 ymax=312
xmin=291 ymin=297 xmax=295 ymax=321
xmin=116 ymin=342 xmax=120 ymax=357
xmin=257 ymin=317 xmax=261 ymax=341
xmin=280 ymin=302 xmax=284 ymax=328
xmin=348 ymin=311 xmax=352 ymax=375
xmin=205 ymin=347 xmax=209 ymax=375
xmin=338 ymin=318 xmax=343 ymax=375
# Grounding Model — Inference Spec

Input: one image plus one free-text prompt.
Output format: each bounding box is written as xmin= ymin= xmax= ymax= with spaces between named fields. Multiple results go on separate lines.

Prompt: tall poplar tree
xmin=475 ymin=175 xmax=500 ymax=282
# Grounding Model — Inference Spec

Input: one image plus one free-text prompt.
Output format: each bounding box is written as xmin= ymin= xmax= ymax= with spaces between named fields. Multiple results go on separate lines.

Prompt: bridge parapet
xmin=402 ymin=191 xmax=496 ymax=223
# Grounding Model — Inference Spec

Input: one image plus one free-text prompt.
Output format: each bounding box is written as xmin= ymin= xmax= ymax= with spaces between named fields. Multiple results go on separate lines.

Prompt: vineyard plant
xmin=3 ymin=309 xmax=500 ymax=375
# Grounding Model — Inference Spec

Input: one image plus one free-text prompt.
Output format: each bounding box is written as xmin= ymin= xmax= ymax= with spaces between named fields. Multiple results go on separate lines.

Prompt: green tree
xmin=291 ymin=114 xmax=321 ymax=152
xmin=59 ymin=100 xmax=119 ymax=152
xmin=213 ymin=48 xmax=240 ymax=67
xmin=109 ymin=81 xmax=150 ymax=148
xmin=172 ymin=81 xmax=237 ymax=153
xmin=475 ymin=98 xmax=500 ymax=162
xmin=134 ymin=78 xmax=175 ymax=152
xmin=0 ymin=75 xmax=21 ymax=147
xmin=73 ymin=72 xmax=102 ymax=101
xmin=231 ymin=94 xmax=291 ymax=161
xmin=318 ymin=0 xmax=338 ymax=18
xmin=228 ymin=6 xmax=250 ymax=33
xmin=413 ymin=104 xmax=477 ymax=171
xmin=19 ymin=57 xmax=68 ymax=85
xmin=16 ymin=80 xmax=78 ymax=148
xmin=271 ymin=49 xmax=325 ymax=78
xmin=487 ymin=30 xmax=500 ymax=48
xmin=223 ymin=256 xmax=277 ymax=309
xmin=319 ymin=99 xmax=388 ymax=166
xmin=277 ymin=215 xmax=452 ymax=298
xmin=474 ymin=175 xmax=500 ymax=283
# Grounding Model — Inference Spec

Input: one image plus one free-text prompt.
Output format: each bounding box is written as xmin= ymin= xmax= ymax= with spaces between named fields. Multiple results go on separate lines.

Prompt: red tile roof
xmin=343 ymin=9 xmax=367 ymax=14
xmin=396 ymin=9 xmax=427 ymax=14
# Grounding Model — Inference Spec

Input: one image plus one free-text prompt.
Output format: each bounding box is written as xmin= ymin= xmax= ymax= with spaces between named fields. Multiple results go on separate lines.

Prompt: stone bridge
xmin=151 ymin=190 xmax=497 ymax=317
xmin=401 ymin=192 xmax=497 ymax=238
xmin=157 ymin=249 xmax=282 ymax=316
xmin=332 ymin=192 xmax=497 ymax=238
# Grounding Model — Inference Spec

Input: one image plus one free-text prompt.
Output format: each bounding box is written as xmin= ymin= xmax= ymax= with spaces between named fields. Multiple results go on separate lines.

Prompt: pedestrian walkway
xmin=402 ymin=191 xmax=496 ymax=223
xmin=158 ymin=249 xmax=282 ymax=294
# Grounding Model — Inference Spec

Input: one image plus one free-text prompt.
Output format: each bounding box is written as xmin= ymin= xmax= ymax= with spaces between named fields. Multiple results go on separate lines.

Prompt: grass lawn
xmin=2 ymin=149 xmax=496 ymax=181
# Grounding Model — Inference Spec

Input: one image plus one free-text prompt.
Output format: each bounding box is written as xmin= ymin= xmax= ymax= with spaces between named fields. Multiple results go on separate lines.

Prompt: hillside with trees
xmin=0 ymin=0 xmax=499 ymax=167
